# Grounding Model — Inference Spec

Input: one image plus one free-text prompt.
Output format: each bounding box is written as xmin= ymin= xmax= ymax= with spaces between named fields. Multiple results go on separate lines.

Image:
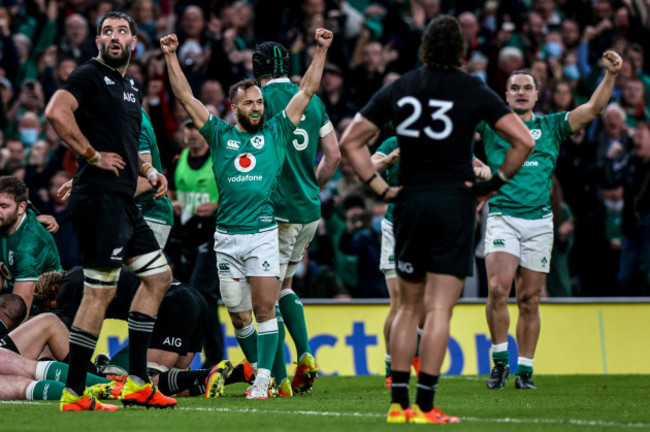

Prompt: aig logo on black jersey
xmin=123 ymin=92 xmax=136 ymax=103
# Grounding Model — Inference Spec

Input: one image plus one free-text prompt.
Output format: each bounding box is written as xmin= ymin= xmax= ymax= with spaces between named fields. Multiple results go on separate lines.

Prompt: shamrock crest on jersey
xmin=251 ymin=135 xmax=265 ymax=149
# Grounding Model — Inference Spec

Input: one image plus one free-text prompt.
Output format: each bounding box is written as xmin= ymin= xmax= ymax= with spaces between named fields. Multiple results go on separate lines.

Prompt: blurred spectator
xmin=57 ymin=13 xmax=95 ymax=65
xmin=508 ymin=11 xmax=545 ymax=65
xmin=607 ymin=121 xmax=650 ymax=295
xmin=347 ymin=38 xmax=385 ymax=109
xmin=595 ymin=103 xmax=632 ymax=169
xmin=621 ymin=77 xmax=650 ymax=128
xmin=7 ymin=79 xmax=45 ymax=126
xmin=198 ymin=80 xmax=226 ymax=117
xmin=561 ymin=19 xmax=581 ymax=51
xmin=339 ymin=194 xmax=387 ymax=298
xmin=548 ymin=79 xmax=577 ymax=113
xmin=319 ymin=63 xmax=355 ymax=127
xmin=17 ymin=110 xmax=42 ymax=149
xmin=1 ymin=138 xmax=25 ymax=175
xmin=30 ymin=171 xmax=78 ymax=270
xmin=291 ymin=251 xmax=350 ymax=299
xmin=533 ymin=0 xmax=563 ymax=31
xmin=546 ymin=176 xmax=575 ymax=297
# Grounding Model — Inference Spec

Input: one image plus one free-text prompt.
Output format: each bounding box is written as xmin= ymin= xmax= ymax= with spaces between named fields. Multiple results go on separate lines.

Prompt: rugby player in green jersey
xmin=161 ymin=28 xmax=333 ymax=399
xmin=135 ymin=108 xmax=174 ymax=248
xmin=479 ymin=51 xmax=622 ymax=390
xmin=0 ymin=176 xmax=62 ymax=312
xmin=252 ymin=41 xmax=340 ymax=395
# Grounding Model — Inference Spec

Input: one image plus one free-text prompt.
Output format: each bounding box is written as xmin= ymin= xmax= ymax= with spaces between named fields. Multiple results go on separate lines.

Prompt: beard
xmin=237 ymin=112 xmax=264 ymax=133
xmin=0 ymin=209 xmax=19 ymax=234
xmin=99 ymin=41 xmax=132 ymax=69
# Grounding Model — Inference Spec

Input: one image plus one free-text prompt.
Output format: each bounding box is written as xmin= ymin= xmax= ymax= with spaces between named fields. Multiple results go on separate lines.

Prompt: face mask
xmin=604 ymin=199 xmax=624 ymax=213
xmin=472 ymin=70 xmax=487 ymax=83
xmin=484 ymin=16 xmax=497 ymax=32
xmin=544 ymin=41 xmax=563 ymax=59
xmin=133 ymin=41 xmax=145 ymax=59
xmin=372 ymin=216 xmax=383 ymax=234
xmin=19 ymin=128 xmax=39 ymax=146
xmin=294 ymin=261 xmax=306 ymax=278
xmin=563 ymin=64 xmax=580 ymax=81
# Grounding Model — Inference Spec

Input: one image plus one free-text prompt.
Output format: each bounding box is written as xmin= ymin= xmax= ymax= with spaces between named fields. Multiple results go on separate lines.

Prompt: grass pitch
xmin=1 ymin=375 xmax=649 ymax=431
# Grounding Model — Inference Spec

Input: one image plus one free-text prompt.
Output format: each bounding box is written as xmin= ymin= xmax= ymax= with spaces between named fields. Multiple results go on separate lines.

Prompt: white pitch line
xmin=2 ymin=401 xmax=649 ymax=428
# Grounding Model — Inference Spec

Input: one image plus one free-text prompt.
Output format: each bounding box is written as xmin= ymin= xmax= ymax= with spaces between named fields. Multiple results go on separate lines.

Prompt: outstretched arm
xmin=285 ymin=29 xmax=333 ymax=126
xmin=160 ymin=34 xmax=210 ymax=130
xmin=568 ymin=51 xmax=622 ymax=132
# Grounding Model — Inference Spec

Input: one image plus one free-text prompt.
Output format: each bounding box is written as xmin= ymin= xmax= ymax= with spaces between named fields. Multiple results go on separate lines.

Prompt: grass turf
xmin=1 ymin=375 xmax=649 ymax=431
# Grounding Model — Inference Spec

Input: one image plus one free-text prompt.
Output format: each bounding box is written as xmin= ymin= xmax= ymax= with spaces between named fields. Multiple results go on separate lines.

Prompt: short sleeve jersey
xmin=477 ymin=111 xmax=574 ymax=219
xmin=135 ymin=108 xmax=174 ymax=226
xmin=61 ymin=59 xmax=142 ymax=196
xmin=0 ymin=209 xmax=61 ymax=290
xmin=374 ymin=136 xmax=399 ymax=222
xmin=361 ymin=66 xmax=511 ymax=186
xmin=262 ymin=78 xmax=332 ymax=223
xmin=199 ymin=112 xmax=297 ymax=234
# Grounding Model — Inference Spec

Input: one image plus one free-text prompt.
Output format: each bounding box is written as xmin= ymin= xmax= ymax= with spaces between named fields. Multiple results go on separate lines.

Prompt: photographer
xmin=339 ymin=194 xmax=388 ymax=298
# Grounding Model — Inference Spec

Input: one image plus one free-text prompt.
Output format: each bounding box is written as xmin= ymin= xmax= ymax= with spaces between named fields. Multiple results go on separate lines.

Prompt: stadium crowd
xmin=0 ymin=0 xmax=648 ymax=301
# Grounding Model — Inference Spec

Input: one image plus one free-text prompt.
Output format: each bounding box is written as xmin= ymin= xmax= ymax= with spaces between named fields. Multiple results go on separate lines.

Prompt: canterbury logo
xmin=493 ymin=239 xmax=505 ymax=247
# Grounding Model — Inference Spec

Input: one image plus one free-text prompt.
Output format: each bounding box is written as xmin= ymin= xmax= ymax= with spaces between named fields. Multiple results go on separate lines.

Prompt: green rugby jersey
xmin=374 ymin=136 xmax=399 ymax=223
xmin=135 ymin=109 xmax=174 ymax=226
xmin=477 ymin=112 xmax=573 ymax=219
xmin=199 ymin=112 xmax=296 ymax=234
xmin=0 ymin=209 xmax=61 ymax=289
xmin=262 ymin=78 xmax=331 ymax=223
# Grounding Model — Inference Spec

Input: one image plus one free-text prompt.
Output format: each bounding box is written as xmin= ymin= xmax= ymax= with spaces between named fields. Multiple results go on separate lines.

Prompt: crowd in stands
xmin=2 ymin=0 xmax=650 ymax=298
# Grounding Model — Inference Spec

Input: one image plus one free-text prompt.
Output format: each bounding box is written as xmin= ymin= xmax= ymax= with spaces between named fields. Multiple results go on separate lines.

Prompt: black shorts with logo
xmin=149 ymin=283 xmax=206 ymax=355
xmin=393 ymin=184 xmax=475 ymax=279
xmin=69 ymin=192 xmax=160 ymax=268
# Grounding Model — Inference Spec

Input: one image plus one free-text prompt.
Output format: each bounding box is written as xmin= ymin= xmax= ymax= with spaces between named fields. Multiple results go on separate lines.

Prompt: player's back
xmin=363 ymin=66 xmax=510 ymax=187
xmin=262 ymin=79 xmax=329 ymax=223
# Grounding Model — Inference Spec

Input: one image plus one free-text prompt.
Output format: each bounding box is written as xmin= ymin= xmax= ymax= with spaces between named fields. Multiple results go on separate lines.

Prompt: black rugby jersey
xmin=361 ymin=66 xmax=510 ymax=186
xmin=61 ymin=58 xmax=142 ymax=195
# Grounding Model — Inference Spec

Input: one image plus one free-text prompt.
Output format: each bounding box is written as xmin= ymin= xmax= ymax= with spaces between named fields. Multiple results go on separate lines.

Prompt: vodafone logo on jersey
xmin=235 ymin=153 xmax=257 ymax=173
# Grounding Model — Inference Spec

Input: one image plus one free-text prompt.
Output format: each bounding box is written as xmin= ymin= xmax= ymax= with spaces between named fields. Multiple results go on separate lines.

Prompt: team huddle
xmin=0 ymin=10 xmax=621 ymax=423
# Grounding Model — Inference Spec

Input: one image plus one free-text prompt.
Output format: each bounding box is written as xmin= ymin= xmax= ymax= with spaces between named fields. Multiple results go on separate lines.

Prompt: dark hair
xmin=507 ymin=70 xmax=540 ymax=90
xmin=342 ymin=194 xmax=365 ymax=212
xmin=97 ymin=11 xmax=137 ymax=37
xmin=0 ymin=176 xmax=28 ymax=204
xmin=420 ymin=15 xmax=466 ymax=69
xmin=0 ymin=293 xmax=27 ymax=327
xmin=228 ymin=78 xmax=259 ymax=103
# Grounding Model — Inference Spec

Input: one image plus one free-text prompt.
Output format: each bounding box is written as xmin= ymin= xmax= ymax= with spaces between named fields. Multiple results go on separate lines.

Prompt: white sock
xmin=25 ymin=381 xmax=38 ymax=400
xmin=255 ymin=368 xmax=271 ymax=385
xmin=385 ymin=353 xmax=391 ymax=362
xmin=34 ymin=361 xmax=54 ymax=380
xmin=492 ymin=342 xmax=508 ymax=353
xmin=517 ymin=357 xmax=534 ymax=368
